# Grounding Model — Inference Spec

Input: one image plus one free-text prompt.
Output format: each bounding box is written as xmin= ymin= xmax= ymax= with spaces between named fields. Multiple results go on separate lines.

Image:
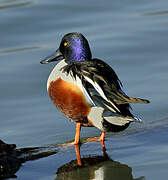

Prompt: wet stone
xmin=0 ymin=140 xmax=21 ymax=178
xmin=0 ymin=139 xmax=58 ymax=178
xmin=0 ymin=140 xmax=16 ymax=156
xmin=0 ymin=155 xmax=21 ymax=178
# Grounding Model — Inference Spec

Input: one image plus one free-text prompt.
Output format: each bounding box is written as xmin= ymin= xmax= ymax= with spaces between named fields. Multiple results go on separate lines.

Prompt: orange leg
xmin=85 ymin=131 xmax=106 ymax=149
xmin=59 ymin=122 xmax=81 ymax=146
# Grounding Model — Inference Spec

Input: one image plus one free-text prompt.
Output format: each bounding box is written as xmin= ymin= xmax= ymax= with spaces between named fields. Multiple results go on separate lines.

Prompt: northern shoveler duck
xmin=40 ymin=32 xmax=150 ymax=148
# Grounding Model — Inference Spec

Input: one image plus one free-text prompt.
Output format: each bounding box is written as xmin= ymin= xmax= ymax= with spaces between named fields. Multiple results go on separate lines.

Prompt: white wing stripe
xmin=76 ymin=76 xmax=95 ymax=106
xmin=83 ymin=75 xmax=120 ymax=113
xmin=83 ymin=76 xmax=107 ymax=99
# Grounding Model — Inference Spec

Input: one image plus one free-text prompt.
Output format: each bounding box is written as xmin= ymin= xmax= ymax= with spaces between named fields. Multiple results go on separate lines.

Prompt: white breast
xmin=47 ymin=60 xmax=94 ymax=106
xmin=47 ymin=60 xmax=75 ymax=90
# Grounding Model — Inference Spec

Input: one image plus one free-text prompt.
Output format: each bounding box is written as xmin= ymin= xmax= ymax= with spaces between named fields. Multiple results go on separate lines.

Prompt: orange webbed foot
xmin=58 ymin=141 xmax=81 ymax=146
xmin=85 ymin=131 xmax=106 ymax=149
xmin=58 ymin=122 xmax=81 ymax=146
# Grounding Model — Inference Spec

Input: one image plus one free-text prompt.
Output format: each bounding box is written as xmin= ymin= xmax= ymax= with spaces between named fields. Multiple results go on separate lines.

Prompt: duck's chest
xmin=47 ymin=60 xmax=91 ymax=121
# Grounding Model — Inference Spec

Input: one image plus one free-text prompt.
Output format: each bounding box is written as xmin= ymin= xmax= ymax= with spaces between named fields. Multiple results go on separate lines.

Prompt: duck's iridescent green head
xmin=40 ymin=32 xmax=92 ymax=64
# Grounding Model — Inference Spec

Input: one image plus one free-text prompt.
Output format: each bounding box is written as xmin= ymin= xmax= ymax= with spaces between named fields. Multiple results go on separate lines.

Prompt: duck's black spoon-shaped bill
xmin=40 ymin=49 xmax=64 ymax=64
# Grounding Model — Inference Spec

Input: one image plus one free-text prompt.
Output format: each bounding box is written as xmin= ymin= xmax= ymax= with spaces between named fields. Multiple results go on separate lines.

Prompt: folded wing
xmin=62 ymin=58 xmax=150 ymax=119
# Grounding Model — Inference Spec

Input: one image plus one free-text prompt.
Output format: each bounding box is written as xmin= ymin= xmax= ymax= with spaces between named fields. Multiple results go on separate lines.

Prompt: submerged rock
xmin=0 ymin=140 xmax=20 ymax=178
xmin=0 ymin=139 xmax=57 ymax=178
xmin=0 ymin=140 xmax=16 ymax=156
xmin=0 ymin=155 xmax=21 ymax=178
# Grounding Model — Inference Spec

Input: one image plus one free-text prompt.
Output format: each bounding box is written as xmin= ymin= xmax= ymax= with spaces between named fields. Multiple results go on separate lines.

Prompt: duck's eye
xmin=64 ymin=42 xmax=68 ymax=47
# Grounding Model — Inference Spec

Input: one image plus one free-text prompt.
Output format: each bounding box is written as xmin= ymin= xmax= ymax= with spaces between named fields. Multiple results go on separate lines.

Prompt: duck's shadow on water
xmin=0 ymin=139 xmax=144 ymax=180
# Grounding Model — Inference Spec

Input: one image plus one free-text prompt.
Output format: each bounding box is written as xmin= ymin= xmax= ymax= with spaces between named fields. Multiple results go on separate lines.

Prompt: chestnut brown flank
xmin=48 ymin=78 xmax=91 ymax=124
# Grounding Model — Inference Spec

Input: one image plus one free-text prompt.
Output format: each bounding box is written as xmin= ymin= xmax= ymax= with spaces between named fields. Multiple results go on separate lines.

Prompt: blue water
xmin=1 ymin=0 xmax=168 ymax=179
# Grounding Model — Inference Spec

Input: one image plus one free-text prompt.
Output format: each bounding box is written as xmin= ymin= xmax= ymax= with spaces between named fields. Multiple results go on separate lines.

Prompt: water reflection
xmin=0 ymin=0 xmax=33 ymax=10
xmin=0 ymin=140 xmax=145 ymax=179
xmin=141 ymin=10 xmax=168 ymax=16
xmin=56 ymin=145 xmax=144 ymax=180
xmin=0 ymin=46 xmax=41 ymax=55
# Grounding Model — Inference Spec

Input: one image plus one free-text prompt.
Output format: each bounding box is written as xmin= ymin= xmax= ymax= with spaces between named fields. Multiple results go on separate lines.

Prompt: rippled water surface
xmin=1 ymin=0 xmax=168 ymax=179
